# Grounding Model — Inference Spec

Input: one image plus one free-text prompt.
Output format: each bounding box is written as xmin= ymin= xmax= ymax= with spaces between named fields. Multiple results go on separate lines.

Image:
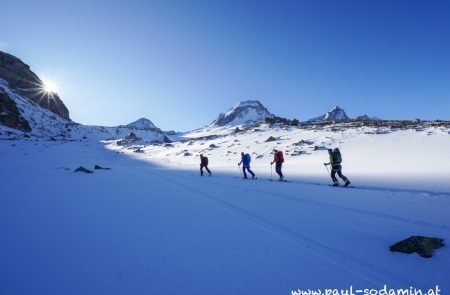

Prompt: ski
xmin=328 ymin=184 xmax=354 ymax=188
xmin=268 ymin=179 xmax=288 ymax=182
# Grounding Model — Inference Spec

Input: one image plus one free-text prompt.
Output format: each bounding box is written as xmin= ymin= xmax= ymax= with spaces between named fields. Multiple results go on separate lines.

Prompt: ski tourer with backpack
xmin=238 ymin=152 xmax=257 ymax=179
xmin=200 ymin=154 xmax=212 ymax=176
xmin=270 ymin=149 xmax=285 ymax=181
xmin=324 ymin=148 xmax=351 ymax=187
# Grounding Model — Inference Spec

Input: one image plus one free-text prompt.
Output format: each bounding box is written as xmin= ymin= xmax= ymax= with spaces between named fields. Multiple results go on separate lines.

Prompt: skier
xmin=199 ymin=154 xmax=211 ymax=176
xmin=238 ymin=152 xmax=256 ymax=179
xmin=324 ymin=148 xmax=351 ymax=187
xmin=270 ymin=149 xmax=284 ymax=181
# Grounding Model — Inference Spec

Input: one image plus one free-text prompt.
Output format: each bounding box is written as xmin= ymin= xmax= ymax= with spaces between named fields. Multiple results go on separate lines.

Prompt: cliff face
xmin=0 ymin=88 xmax=31 ymax=132
xmin=0 ymin=51 xmax=70 ymax=120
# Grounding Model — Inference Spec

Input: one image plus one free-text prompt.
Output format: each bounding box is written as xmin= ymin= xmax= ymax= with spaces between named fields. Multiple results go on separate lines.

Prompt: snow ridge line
xmin=150 ymin=170 xmax=411 ymax=287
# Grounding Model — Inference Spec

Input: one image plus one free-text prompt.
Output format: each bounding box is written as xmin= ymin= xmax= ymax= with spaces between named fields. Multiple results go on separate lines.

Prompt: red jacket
xmin=272 ymin=151 xmax=283 ymax=164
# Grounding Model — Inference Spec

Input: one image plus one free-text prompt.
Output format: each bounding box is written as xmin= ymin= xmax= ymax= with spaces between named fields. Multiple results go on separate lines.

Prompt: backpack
xmin=202 ymin=156 xmax=209 ymax=165
xmin=277 ymin=151 xmax=284 ymax=163
xmin=244 ymin=153 xmax=251 ymax=164
xmin=332 ymin=148 xmax=342 ymax=164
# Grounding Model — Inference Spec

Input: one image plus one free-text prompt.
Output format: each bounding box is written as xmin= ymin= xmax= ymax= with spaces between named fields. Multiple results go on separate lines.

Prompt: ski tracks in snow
xmin=147 ymin=169 xmax=422 ymax=287
xmin=187 ymin=173 xmax=449 ymax=234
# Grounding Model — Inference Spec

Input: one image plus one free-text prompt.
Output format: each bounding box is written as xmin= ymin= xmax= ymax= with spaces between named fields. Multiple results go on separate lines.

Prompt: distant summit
xmin=212 ymin=100 xmax=274 ymax=127
xmin=125 ymin=118 xmax=158 ymax=130
xmin=309 ymin=106 xmax=349 ymax=122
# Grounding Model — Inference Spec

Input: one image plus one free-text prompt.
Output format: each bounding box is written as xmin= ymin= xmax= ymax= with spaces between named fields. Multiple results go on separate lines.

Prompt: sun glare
xmin=42 ymin=79 xmax=58 ymax=94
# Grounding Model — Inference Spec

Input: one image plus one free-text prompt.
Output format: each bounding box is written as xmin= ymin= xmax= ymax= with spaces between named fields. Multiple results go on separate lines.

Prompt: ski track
xmin=148 ymin=169 xmax=416 ymax=287
xmin=177 ymin=172 xmax=449 ymax=234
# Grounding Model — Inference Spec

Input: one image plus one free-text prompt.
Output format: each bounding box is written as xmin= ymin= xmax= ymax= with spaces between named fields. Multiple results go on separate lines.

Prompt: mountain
xmin=0 ymin=77 xmax=70 ymax=138
xmin=0 ymin=79 xmax=169 ymax=142
xmin=0 ymin=52 xmax=170 ymax=142
xmin=308 ymin=106 xmax=349 ymax=122
xmin=0 ymin=80 xmax=169 ymax=142
xmin=0 ymin=51 xmax=70 ymax=120
xmin=125 ymin=118 xmax=158 ymax=130
xmin=211 ymin=100 xmax=274 ymax=127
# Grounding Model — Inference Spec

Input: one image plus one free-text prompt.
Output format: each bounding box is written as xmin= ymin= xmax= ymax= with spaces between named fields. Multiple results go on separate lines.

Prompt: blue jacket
xmin=240 ymin=154 xmax=251 ymax=166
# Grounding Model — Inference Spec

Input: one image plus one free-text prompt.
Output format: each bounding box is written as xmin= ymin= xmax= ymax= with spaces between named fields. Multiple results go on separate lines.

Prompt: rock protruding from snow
xmin=390 ymin=236 xmax=444 ymax=258
xmin=125 ymin=118 xmax=158 ymax=130
xmin=212 ymin=100 xmax=274 ymax=127
xmin=265 ymin=136 xmax=277 ymax=142
xmin=309 ymin=106 xmax=349 ymax=122
xmin=74 ymin=166 xmax=94 ymax=174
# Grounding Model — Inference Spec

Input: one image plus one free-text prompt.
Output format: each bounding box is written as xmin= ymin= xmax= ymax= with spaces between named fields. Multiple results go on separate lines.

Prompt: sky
xmin=1 ymin=0 xmax=449 ymax=131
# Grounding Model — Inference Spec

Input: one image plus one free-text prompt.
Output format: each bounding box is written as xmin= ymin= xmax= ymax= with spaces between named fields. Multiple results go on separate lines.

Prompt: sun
xmin=42 ymin=79 xmax=59 ymax=94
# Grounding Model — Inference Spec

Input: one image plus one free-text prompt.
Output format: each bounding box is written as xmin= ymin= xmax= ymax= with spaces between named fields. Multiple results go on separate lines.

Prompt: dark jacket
xmin=200 ymin=155 xmax=208 ymax=166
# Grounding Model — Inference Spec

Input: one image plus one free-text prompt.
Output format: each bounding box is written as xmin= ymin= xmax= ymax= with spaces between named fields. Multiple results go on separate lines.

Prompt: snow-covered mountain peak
xmin=309 ymin=105 xmax=349 ymax=122
xmin=325 ymin=106 xmax=348 ymax=120
xmin=212 ymin=100 xmax=274 ymax=127
xmin=126 ymin=118 xmax=158 ymax=130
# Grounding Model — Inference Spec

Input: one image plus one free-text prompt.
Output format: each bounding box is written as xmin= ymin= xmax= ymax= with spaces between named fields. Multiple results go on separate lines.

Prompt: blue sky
xmin=1 ymin=0 xmax=449 ymax=130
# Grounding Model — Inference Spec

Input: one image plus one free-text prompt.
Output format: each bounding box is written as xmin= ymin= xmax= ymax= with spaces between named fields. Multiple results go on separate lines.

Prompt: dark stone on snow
xmin=162 ymin=135 xmax=172 ymax=143
xmin=390 ymin=236 xmax=444 ymax=258
xmin=125 ymin=132 xmax=139 ymax=141
xmin=74 ymin=166 xmax=94 ymax=174
xmin=94 ymin=165 xmax=111 ymax=170
xmin=265 ymin=136 xmax=277 ymax=142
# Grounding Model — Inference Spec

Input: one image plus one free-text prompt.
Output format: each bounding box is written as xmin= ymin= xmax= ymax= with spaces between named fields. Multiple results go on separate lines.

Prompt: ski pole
xmin=270 ymin=164 xmax=273 ymax=181
xmin=324 ymin=164 xmax=330 ymax=175
xmin=238 ymin=164 xmax=242 ymax=177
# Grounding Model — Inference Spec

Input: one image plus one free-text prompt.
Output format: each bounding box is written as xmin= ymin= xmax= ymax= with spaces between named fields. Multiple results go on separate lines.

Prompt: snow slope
xmin=1 ymin=138 xmax=448 ymax=294
xmin=115 ymin=123 xmax=450 ymax=192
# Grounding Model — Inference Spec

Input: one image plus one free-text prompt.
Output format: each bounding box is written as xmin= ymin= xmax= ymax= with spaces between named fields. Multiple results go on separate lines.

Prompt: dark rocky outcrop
xmin=94 ymin=165 xmax=111 ymax=170
xmin=74 ymin=166 xmax=94 ymax=173
xmin=0 ymin=90 xmax=31 ymax=131
xmin=117 ymin=132 xmax=142 ymax=145
xmin=0 ymin=51 xmax=70 ymax=120
xmin=390 ymin=236 xmax=444 ymax=258
xmin=265 ymin=116 xmax=300 ymax=126
xmin=265 ymin=136 xmax=277 ymax=142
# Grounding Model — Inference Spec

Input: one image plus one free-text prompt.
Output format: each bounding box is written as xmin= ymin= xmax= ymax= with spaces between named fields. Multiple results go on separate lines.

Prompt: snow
xmin=122 ymin=123 xmax=450 ymax=192
xmin=211 ymin=100 xmax=273 ymax=127
xmin=1 ymin=122 xmax=449 ymax=294
xmin=125 ymin=118 xmax=158 ymax=130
